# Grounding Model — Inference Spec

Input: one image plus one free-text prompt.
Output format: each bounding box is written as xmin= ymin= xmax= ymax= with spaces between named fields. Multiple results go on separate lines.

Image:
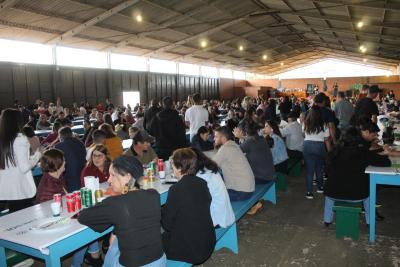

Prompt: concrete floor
xmin=32 ymin=170 xmax=400 ymax=267
xmin=202 ymin=172 xmax=400 ymax=267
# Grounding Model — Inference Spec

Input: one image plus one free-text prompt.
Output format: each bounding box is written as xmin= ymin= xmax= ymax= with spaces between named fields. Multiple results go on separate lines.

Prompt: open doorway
xmin=122 ymin=91 xmax=140 ymax=109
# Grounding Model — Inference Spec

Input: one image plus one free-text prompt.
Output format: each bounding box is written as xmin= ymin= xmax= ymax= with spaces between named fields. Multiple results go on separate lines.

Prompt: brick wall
xmin=219 ymin=75 xmax=400 ymax=100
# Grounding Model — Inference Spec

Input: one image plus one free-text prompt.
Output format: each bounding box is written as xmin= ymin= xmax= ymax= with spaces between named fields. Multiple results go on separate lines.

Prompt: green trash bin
xmin=333 ymin=201 xmax=362 ymax=240
xmin=276 ymin=172 xmax=287 ymax=192
xmin=288 ymin=158 xmax=301 ymax=177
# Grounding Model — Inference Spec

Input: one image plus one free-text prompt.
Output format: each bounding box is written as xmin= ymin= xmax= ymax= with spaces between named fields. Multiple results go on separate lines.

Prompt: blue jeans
xmin=104 ymin=237 xmax=166 ymax=267
xmin=71 ymin=242 xmax=100 ymax=267
xmin=303 ymin=141 xmax=326 ymax=192
xmin=324 ymin=197 xmax=370 ymax=224
xmin=228 ymin=189 xmax=253 ymax=201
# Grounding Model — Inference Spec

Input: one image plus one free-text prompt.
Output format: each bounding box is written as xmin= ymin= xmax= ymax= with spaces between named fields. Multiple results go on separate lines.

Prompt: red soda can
xmin=66 ymin=194 xmax=76 ymax=213
xmin=157 ymin=159 xmax=164 ymax=172
xmin=73 ymin=191 xmax=82 ymax=210
xmin=53 ymin=193 xmax=63 ymax=211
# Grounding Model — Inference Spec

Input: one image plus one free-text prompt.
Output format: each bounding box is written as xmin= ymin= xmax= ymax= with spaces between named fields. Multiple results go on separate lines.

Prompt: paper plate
xmin=30 ymin=216 xmax=72 ymax=233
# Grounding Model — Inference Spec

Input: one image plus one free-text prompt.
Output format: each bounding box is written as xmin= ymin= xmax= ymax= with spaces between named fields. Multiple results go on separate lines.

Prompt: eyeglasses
xmin=92 ymin=153 xmax=105 ymax=158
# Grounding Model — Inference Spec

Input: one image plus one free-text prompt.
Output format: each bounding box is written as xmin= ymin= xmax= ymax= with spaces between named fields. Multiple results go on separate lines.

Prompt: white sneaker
xmin=305 ymin=192 xmax=314 ymax=199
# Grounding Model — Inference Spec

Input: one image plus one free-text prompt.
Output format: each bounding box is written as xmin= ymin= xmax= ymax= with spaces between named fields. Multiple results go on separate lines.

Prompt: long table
xmin=0 ymin=181 xmax=171 ymax=267
xmin=365 ymin=166 xmax=400 ymax=243
xmin=35 ymin=125 xmax=85 ymax=137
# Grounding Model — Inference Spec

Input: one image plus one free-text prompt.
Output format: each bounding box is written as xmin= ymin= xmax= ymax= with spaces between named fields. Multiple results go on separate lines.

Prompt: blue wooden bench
xmin=166 ymin=181 xmax=276 ymax=267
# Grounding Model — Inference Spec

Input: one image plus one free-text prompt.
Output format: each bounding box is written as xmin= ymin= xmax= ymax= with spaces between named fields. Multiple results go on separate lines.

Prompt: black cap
xmin=369 ymin=85 xmax=382 ymax=94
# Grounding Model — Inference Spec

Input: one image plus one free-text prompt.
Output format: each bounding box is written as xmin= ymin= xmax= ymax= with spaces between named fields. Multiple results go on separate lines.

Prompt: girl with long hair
xmin=0 ymin=109 xmax=42 ymax=212
xmin=303 ymin=105 xmax=331 ymax=199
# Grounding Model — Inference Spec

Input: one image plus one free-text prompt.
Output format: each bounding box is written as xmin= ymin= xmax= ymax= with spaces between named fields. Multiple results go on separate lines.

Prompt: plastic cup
xmin=159 ymin=171 xmax=166 ymax=179
xmin=50 ymin=202 xmax=61 ymax=217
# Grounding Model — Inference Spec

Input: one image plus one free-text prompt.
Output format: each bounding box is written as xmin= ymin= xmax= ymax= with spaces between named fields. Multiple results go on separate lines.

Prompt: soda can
xmin=85 ymin=189 xmax=93 ymax=207
xmin=150 ymin=161 xmax=156 ymax=173
xmin=66 ymin=194 xmax=76 ymax=213
xmin=95 ymin=190 xmax=103 ymax=203
xmin=73 ymin=191 xmax=82 ymax=210
xmin=80 ymin=188 xmax=86 ymax=207
xmin=53 ymin=193 xmax=63 ymax=212
xmin=157 ymin=159 xmax=164 ymax=172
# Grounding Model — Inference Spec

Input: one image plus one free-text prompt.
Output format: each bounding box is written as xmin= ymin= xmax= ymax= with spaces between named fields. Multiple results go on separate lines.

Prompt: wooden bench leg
xmin=262 ymin=182 xmax=276 ymax=204
xmin=214 ymin=223 xmax=238 ymax=254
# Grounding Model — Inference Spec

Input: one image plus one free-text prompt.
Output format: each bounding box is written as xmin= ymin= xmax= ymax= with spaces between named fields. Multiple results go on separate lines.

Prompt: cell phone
xmin=163 ymin=181 xmax=177 ymax=185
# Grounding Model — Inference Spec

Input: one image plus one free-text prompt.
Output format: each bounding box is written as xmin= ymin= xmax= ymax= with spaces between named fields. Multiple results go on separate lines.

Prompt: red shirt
xmin=35 ymin=173 xmax=67 ymax=204
xmin=41 ymin=132 xmax=58 ymax=146
xmin=80 ymin=164 xmax=110 ymax=187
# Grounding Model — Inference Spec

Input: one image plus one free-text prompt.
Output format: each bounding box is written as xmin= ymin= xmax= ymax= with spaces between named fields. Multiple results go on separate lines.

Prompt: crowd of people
xmin=0 ymin=85 xmax=398 ymax=266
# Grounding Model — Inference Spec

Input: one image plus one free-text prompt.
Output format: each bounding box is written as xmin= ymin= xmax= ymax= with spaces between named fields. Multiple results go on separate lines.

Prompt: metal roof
xmin=0 ymin=0 xmax=399 ymax=74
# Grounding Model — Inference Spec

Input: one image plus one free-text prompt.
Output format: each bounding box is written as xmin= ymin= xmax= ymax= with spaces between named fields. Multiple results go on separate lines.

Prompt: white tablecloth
xmin=0 ymin=181 xmax=170 ymax=254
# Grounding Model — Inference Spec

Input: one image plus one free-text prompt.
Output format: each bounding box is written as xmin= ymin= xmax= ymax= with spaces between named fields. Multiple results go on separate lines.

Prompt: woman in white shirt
xmin=0 ymin=109 xmax=41 ymax=212
xmin=303 ymin=106 xmax=331 ymax=200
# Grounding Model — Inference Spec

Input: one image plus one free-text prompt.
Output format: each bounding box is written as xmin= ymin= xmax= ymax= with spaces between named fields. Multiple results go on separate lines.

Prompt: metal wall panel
xmin=12 ymin=66 xmax=28 ymax=105
xmin=73 ymin=70 xmax=85 ymax=103
xmin=38 ymin=67 xmax=53 ymax=103
xmin=26 ymin=67 xmax=40 ymax=104
xmin=0 ymin=62 xmax=220 ymax=109
xmin=84 ymin=71 xmax=97 ymax=105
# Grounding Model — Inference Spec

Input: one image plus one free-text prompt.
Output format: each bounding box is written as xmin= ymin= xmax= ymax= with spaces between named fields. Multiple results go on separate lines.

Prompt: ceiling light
xmin=136 ymin=14 xmax=142 ymax=22
xmin=363 ymin=58 xmax=367 ymax=63
xmin=359 ymin=45 xmax=367 ymax=53
xmin=280 ymin=62 xmax=284 ymax=66
xmin=200 ymin=40 xmax=207 ymax=48
xmin=262 ymin=55 xmax=267 ymax=60
xmin=239 ymin=45 xmax=244 ymax=51
xmin=357 ymin=21 xmax=364 ymax=28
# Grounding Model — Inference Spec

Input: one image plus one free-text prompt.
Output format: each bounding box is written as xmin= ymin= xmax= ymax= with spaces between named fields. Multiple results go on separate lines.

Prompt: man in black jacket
xmin=148 ymin=97 xmax=187 ymax=160
xmin=143 ymin=99 xmax=161 ymax=132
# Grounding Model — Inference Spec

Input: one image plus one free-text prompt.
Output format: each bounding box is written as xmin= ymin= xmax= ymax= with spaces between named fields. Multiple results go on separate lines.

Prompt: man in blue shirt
xmin=55 ymin=127 xmax=86 ymax=192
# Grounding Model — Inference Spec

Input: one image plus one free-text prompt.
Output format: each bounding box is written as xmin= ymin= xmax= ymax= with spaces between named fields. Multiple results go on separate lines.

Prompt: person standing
xmin=185 ymin=93 xmax=209 ymax=141
xmin=314 ymin=93 xmax=337 ymax=145
xmin=279 ymin=96 xmax=292 ymax=122
xmin=0 ymin=109 xmax=42 ymax=212
xmin=303 ymin=106 xmax=332 ymax=200
xmin=143 ymin=99 xmax=161 ymax=132
xmin=148 ymin=96 xmax=187 ymax=160
xmin=55 ymin=127 xmax=86 ymax=192
xmin=281 ymin=112 xmax=304 ymax=159
xmin=334 ymin=92 xmax=354 ymax=130
xmin=353 ymin=85 xmax=381 ymax=124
